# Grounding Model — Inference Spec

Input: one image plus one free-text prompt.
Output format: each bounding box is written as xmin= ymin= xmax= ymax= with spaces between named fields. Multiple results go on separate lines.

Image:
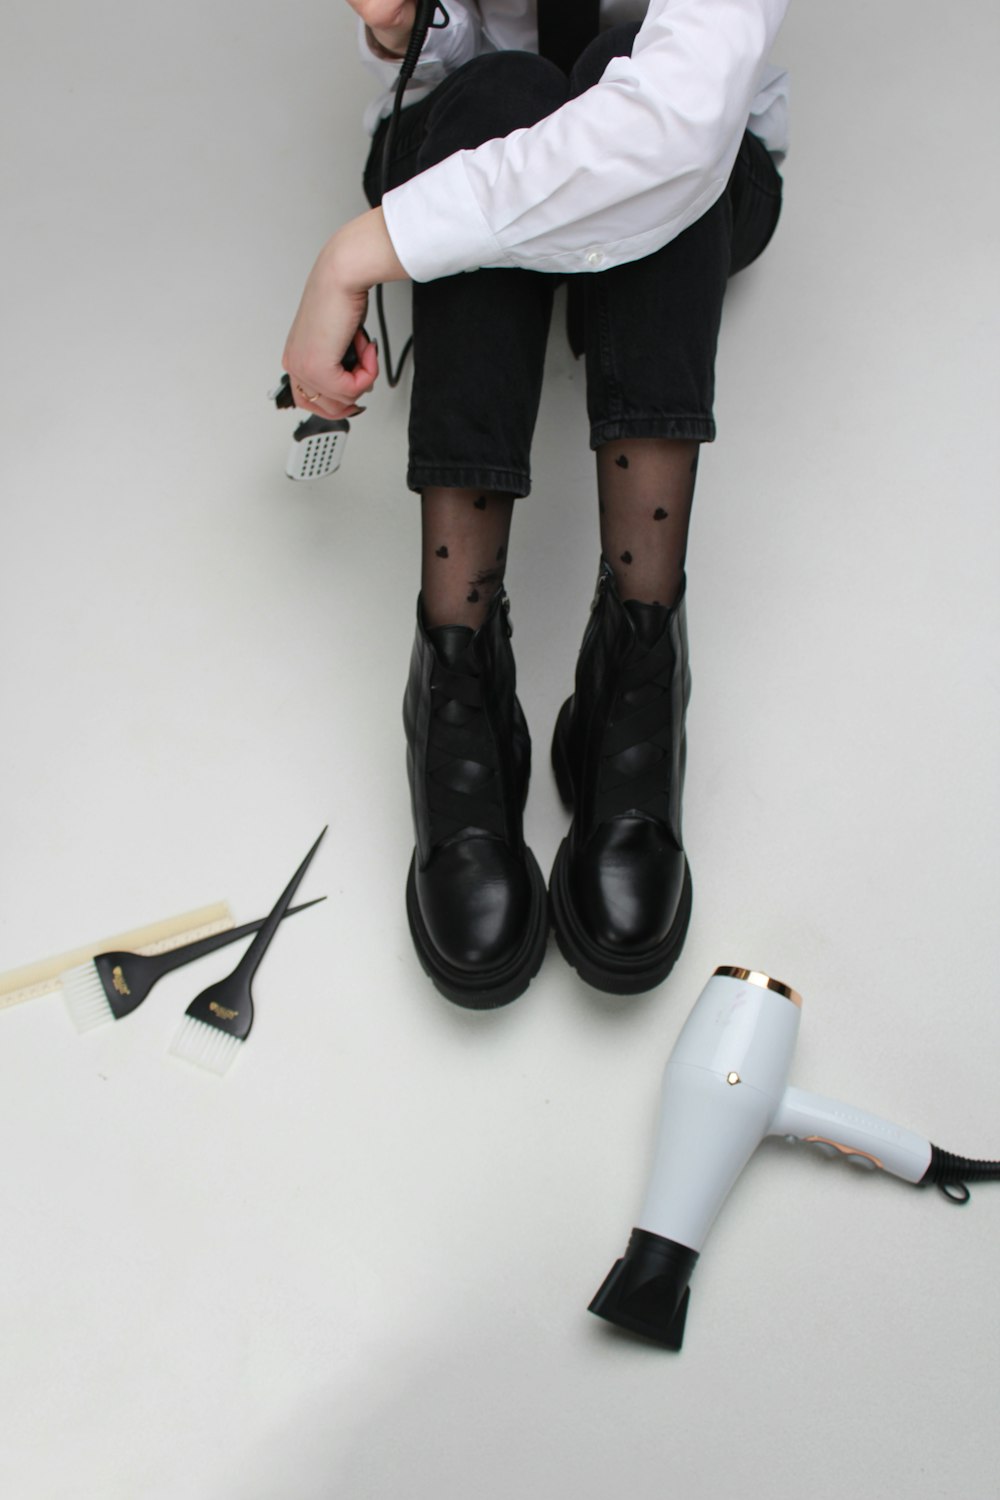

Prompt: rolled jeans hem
xmin=406 ymin=463 xmax=532 ymax=498
xmin=589 ymin=415 xmax=717 ymax=449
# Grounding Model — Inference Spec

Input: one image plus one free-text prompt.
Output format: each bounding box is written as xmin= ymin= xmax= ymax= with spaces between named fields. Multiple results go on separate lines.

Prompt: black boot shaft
xmin=402 ymin=587 xmax=547 ymax=1008
xmin=565 ymin=560 xmax=690 ymax=848
xmin=548 ymin=559 xmax=694 ymax=994
xmin=403 ymin=587 xmax=529 ymax=867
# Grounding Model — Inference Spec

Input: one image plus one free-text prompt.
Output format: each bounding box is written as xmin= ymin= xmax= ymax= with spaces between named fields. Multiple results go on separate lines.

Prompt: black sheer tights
xmin=597 ymin=437 xmax=699 ymax=607
xmin=420 ymin=487 xmax=514 ymax=630
xmin=419 ymin=439 xmax=699 ymax=630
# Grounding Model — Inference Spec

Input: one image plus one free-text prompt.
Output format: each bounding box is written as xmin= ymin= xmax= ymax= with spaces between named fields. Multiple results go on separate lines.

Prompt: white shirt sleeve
xmin=381 ymin=0 xmax=789 ymax=282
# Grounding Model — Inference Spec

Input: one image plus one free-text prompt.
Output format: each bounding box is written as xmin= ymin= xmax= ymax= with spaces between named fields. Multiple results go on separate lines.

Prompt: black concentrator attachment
xmin=589 ymin=1230 xmax=699 ymax=1350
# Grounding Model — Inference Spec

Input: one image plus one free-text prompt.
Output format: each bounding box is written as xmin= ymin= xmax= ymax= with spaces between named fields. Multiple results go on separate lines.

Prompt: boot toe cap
xmin=416 ymin=837 xmax=534 ymax=972
xmin=572 ymin=818 xmax=686 ymax=954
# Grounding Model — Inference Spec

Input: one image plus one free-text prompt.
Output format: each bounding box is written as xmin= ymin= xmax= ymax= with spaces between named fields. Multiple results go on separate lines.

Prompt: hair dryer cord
xmin=376 ymin=0 xmax=450 ymax=388
xmin=921 ymin=1145 xmax=1000 ymax=1204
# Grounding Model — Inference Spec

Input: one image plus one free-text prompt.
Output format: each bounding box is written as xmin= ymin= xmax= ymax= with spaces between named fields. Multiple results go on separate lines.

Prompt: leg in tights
xmin=596 ymin=439 xmax=699 ymax=609
xmin=364 ymin=52 xmax=570 ymax=629
xmin=546 ymin=25 xmax=784 ymax=995
xmin=363 ymin=52 xmax=570 ymax=1007
xmin=420 ymin=488 xmax=514 ymax=630
xmin=568 ymin=25 xmax=783 ymax=608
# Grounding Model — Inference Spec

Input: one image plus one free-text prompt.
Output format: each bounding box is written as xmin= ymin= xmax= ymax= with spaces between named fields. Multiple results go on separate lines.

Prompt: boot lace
xmin=426 ymin=660 xmax=506 ymax=846
xmin=595 ymin=633 xmax=678 ymax=826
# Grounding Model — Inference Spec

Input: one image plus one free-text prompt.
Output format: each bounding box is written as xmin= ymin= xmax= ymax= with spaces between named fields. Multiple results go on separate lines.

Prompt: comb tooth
xmin=169 ymin=1015 xmax=242 ymax=1076
xmin=60 ymin=963 xmax=115 ymax=1033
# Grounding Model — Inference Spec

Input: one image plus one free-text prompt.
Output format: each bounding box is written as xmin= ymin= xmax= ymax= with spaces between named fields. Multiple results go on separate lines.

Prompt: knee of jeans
xmin=569 ymin=22 xmax=641 ymax=94
xmin=429 ymin=51 xmax=569 ymax=152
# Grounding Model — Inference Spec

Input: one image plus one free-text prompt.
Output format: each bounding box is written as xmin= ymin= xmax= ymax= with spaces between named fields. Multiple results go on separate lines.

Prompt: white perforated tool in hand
xmin=269 ymin=374 xmax=349 ymax=481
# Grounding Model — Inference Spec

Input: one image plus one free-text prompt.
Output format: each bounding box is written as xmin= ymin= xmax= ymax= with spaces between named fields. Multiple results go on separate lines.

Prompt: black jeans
xmin=364 ymin=24 xmax=783 ymax=496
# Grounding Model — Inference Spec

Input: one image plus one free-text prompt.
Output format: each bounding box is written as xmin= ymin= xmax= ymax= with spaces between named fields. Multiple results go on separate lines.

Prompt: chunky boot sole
xmin=548 ymin=839 xmax=692 ymax=996
xmin=405 ymin=848 xmax=549 ymax=1010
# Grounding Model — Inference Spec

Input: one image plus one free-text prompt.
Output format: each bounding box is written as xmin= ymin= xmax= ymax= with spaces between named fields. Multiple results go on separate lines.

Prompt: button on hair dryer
xmin=590 ymin=966 xmax=1000 ymax=1350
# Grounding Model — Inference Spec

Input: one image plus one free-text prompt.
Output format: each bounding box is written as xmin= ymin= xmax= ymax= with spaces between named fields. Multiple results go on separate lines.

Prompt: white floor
xmin=2 ymin=4 xmax=998 ymax=1497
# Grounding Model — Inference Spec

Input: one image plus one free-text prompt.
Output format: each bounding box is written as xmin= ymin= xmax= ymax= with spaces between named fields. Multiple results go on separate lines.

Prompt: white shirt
xmin=358 ymin=1 xmax=790 ymax=283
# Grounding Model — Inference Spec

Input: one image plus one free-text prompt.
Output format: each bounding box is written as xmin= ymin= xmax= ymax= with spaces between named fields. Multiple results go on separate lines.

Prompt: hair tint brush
xmin=170 ymin=828 xmax=326 ymax=1075
xmin=60 ymin=898 xmax=325 ymax=1033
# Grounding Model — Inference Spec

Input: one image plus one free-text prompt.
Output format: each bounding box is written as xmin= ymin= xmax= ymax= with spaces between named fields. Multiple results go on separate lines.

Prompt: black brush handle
xmin=94 ymin=898 xmax=325 ymax=1018
xmin=165 ymin=896 xmax=318 ymax=965
xmin=179 ymin=832 xmax=327 ymax=1045
xmin=233 ymin=828 xmax=327 ymax=984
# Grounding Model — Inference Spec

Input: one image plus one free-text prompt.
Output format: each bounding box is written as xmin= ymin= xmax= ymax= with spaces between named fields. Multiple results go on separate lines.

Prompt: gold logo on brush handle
xmin=112 ymin=967 xmax=130 ymax=996
xmin=208 ymin=1001 xmax=239 ymax=1021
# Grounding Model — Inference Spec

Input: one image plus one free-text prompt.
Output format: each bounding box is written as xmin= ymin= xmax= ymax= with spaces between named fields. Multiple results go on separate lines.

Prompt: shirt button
xmin=585 ymin=248 xmax=606 ymax=268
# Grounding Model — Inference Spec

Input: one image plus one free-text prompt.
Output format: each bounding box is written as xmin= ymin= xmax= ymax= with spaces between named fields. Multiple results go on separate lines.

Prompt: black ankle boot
xmin=549 ymin=559 xmax=693 ymax=994
xmin=403 ymin=587 xmax=548 ymax=1008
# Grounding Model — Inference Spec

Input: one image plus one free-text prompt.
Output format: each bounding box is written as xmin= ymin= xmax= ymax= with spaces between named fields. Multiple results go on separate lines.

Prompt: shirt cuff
xmin=381 ymin=154 xmax=508 ymax=282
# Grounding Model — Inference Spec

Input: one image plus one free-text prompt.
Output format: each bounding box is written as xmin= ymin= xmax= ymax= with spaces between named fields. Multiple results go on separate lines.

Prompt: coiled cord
xmin=376 ymin=0 xmax=450 ymax=387
xmin=921 ymin=1145 xmax=1000 ymax=1205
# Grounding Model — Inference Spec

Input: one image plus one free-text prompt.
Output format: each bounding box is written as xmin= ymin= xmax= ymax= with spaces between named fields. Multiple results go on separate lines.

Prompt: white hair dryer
xmin=590 ymin=966 xmax=999 ymax=1349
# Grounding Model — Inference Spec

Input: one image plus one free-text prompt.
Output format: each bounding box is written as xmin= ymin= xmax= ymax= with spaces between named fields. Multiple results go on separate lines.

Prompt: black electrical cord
xmin=271 ymin=3 xmax=447 ymax=418
xmin=921 ymin=1146 xmax=1000 ymax=1204
xmin=375 ymin=0 xmax=450 ymax=387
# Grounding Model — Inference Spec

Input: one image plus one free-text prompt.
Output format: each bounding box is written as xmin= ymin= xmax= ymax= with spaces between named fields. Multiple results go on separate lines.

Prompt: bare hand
xmin=282 ymin=208 xmax=408 ymax=417
xmin=283 ymin=251 xmax=378 ymax=420
xmin=344 ymin=1 xmax=416 ymax=57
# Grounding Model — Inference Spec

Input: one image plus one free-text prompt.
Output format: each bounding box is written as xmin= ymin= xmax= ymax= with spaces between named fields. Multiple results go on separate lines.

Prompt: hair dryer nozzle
xmin=589 ymin=1229 xmax=699 ymax=1350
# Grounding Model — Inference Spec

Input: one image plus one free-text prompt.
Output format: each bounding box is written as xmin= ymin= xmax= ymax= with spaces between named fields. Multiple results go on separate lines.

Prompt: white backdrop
xmin=1 ymin=4 xmax=998 ymax=1497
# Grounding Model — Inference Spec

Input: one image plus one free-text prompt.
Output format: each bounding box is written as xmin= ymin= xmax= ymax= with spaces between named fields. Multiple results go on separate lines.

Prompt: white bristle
xmin=169 ymin=1015 xmax=242 ymax=1075
xmin=60 ymin=963 xmax=115 ymax=1033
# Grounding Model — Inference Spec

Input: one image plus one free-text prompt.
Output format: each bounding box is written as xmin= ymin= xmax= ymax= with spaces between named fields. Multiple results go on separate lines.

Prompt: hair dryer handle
xmin=770 ymin=1086 xmax=932 ymax=1183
